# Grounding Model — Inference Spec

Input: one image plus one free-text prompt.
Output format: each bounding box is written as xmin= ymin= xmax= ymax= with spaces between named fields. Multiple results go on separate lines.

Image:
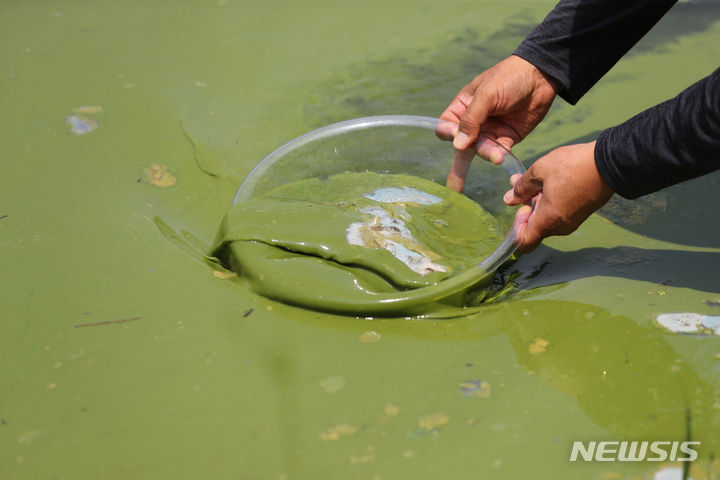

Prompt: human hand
xmin=503 ymin=141 xmax=614 ymax=253
xmin=437 ymin=55 xmax=561 ymax=192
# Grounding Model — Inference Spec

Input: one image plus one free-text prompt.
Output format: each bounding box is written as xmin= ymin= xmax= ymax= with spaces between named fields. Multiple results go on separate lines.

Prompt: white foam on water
xmin=345 ymin=206 xmax=446 ymax=276
xmin=656 ymin=312 xmax=720 ymax=335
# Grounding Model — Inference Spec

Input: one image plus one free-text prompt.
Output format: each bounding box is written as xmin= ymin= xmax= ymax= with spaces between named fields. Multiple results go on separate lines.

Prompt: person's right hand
xmin=504 ymin=141 xmax=614 ymax=253
xmin=437 ymin=55 xmax=561 ymax=191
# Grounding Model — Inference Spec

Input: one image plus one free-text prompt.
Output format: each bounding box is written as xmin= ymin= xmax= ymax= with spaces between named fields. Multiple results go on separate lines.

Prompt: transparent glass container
xmin=231 ymin=115 xmax=527 ymax=315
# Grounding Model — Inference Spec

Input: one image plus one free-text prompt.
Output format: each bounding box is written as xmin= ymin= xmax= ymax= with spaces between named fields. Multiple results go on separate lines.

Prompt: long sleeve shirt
xmin=513 ymin=0 xmax=720 ymax=199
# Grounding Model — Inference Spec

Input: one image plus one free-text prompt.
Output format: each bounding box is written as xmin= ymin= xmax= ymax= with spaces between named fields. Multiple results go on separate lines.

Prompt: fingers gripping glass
xmin=231 ymin=115 xmax=528 ymax=315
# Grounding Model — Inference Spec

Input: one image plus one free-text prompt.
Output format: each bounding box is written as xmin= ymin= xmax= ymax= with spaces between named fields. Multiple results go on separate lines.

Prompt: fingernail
xmin=491 ymin=150 xmax=504 ymax=164
xmin=503 ymin=189 xmax=514 ymax=204
xmin=453 ymin=132 xmax=470 ymax=150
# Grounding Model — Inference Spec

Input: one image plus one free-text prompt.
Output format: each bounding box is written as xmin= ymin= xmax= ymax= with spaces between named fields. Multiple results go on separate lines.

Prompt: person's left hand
xmin=503 ymin=141 xmax=615 ymax=253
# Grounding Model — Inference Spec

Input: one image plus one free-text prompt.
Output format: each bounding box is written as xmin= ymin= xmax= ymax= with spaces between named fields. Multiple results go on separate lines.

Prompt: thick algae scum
xmin=3 ymin=1 xmax=720 ymax=479
xmin=211 ymin=172 xmax=504 ymax=313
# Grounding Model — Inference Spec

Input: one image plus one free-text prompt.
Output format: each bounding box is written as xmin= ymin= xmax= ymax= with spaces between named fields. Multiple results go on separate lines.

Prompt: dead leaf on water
xmin=529 ymin=337 xmax=549 ymax=354
xmin=319 ymin=424 xmax=357 ymax=441
xmin=418 ymin=413 xmax=449 ymax=431
xmin=212 ymin=270 xmax=237 ymax=279
xmin=143 ymin=164 xmax=177 ymax=188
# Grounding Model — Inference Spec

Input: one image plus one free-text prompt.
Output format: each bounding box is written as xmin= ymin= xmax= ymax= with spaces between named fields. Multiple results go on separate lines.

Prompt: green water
xmin=2 ymin=1 xmax=720 ymax=479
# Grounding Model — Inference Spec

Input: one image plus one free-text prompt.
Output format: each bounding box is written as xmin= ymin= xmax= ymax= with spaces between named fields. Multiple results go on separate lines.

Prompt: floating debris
xmin=143 ymin=164 xmax=177 ymax=188
xmin=529 ymin=337 xmax=549 ymax=354
xmin=74 ymin=316 xmax=142 ymax=328
xmin=705 ymin=300 xmax=720 ymax=308
xmin=320 ymin=375 xmax=346 ymax=393
xmin=384 ymin=404 xmax=399 ymax=416
xmin=346 ymin=206 xmax=446 ymax=275
xmin=72 ymin=105 xmax=103 ymax=114
xmin=459 ymin=379 xmax=491 ymax=398
xmin=652 ymin=466 xmax=692 ymax=480
xmin=319 ymin=424 xmax=357 ymax=441
xmin=211 ymin=270 xmax=237 ymax=279
xmin=65 ymin=115 xmax=98 ymax=135
xmin=359 ymin=331 xmax=382 ymax=343
xmin=656 ymin=312 xmax=720 ymax=335
xmin=194 ymin=80 xmax=208 ymax=87
xmin=418 ymin=413 xmax=449 ymax=431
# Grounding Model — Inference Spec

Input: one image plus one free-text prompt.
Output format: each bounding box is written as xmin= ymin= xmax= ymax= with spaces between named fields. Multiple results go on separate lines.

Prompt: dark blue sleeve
xmin=514 ymin=0 xmax=677 ymax=104
xmin=595 ymin=68 xmax=720 ymax=199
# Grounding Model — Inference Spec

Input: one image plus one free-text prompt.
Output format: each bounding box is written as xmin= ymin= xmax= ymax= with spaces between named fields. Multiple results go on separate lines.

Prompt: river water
xmin=2 ymin=0 xmax=720 ymax=478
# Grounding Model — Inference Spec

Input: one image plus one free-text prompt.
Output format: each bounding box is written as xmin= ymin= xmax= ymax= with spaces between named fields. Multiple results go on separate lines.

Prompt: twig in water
xmin=74 ymin=316 xmax=142 ymax=328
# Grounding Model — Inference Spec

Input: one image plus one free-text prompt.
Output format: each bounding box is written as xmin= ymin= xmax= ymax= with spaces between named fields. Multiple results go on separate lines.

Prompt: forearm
xmin=514 ymin=0 xmax=677 ymax=104
xmin=595 ymin=68 xmax=720 ymax=199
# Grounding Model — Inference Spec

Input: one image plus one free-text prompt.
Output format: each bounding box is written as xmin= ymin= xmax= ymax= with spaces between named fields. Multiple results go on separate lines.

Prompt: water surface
xmin=2 ymin=1 xmax=720 ymax=478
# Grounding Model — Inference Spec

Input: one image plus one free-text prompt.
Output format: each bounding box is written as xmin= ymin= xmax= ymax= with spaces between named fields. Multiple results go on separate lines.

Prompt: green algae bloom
xmin=211 ymin=172 xmax=504 ymax=314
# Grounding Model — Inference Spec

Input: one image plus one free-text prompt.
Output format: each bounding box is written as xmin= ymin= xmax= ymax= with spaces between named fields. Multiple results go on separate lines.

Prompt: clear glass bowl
xmin=231 ymin=115 xmax=526 ymax=315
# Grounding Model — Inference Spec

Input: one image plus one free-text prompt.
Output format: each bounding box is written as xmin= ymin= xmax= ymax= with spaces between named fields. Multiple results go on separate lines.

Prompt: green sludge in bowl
xmin=209 ymin=115 xmax=527 ymax=316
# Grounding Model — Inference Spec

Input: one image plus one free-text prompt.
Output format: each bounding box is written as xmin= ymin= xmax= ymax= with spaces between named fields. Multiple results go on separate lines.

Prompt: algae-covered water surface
xmin=2 ymin=1 xmax=720 ymax=479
